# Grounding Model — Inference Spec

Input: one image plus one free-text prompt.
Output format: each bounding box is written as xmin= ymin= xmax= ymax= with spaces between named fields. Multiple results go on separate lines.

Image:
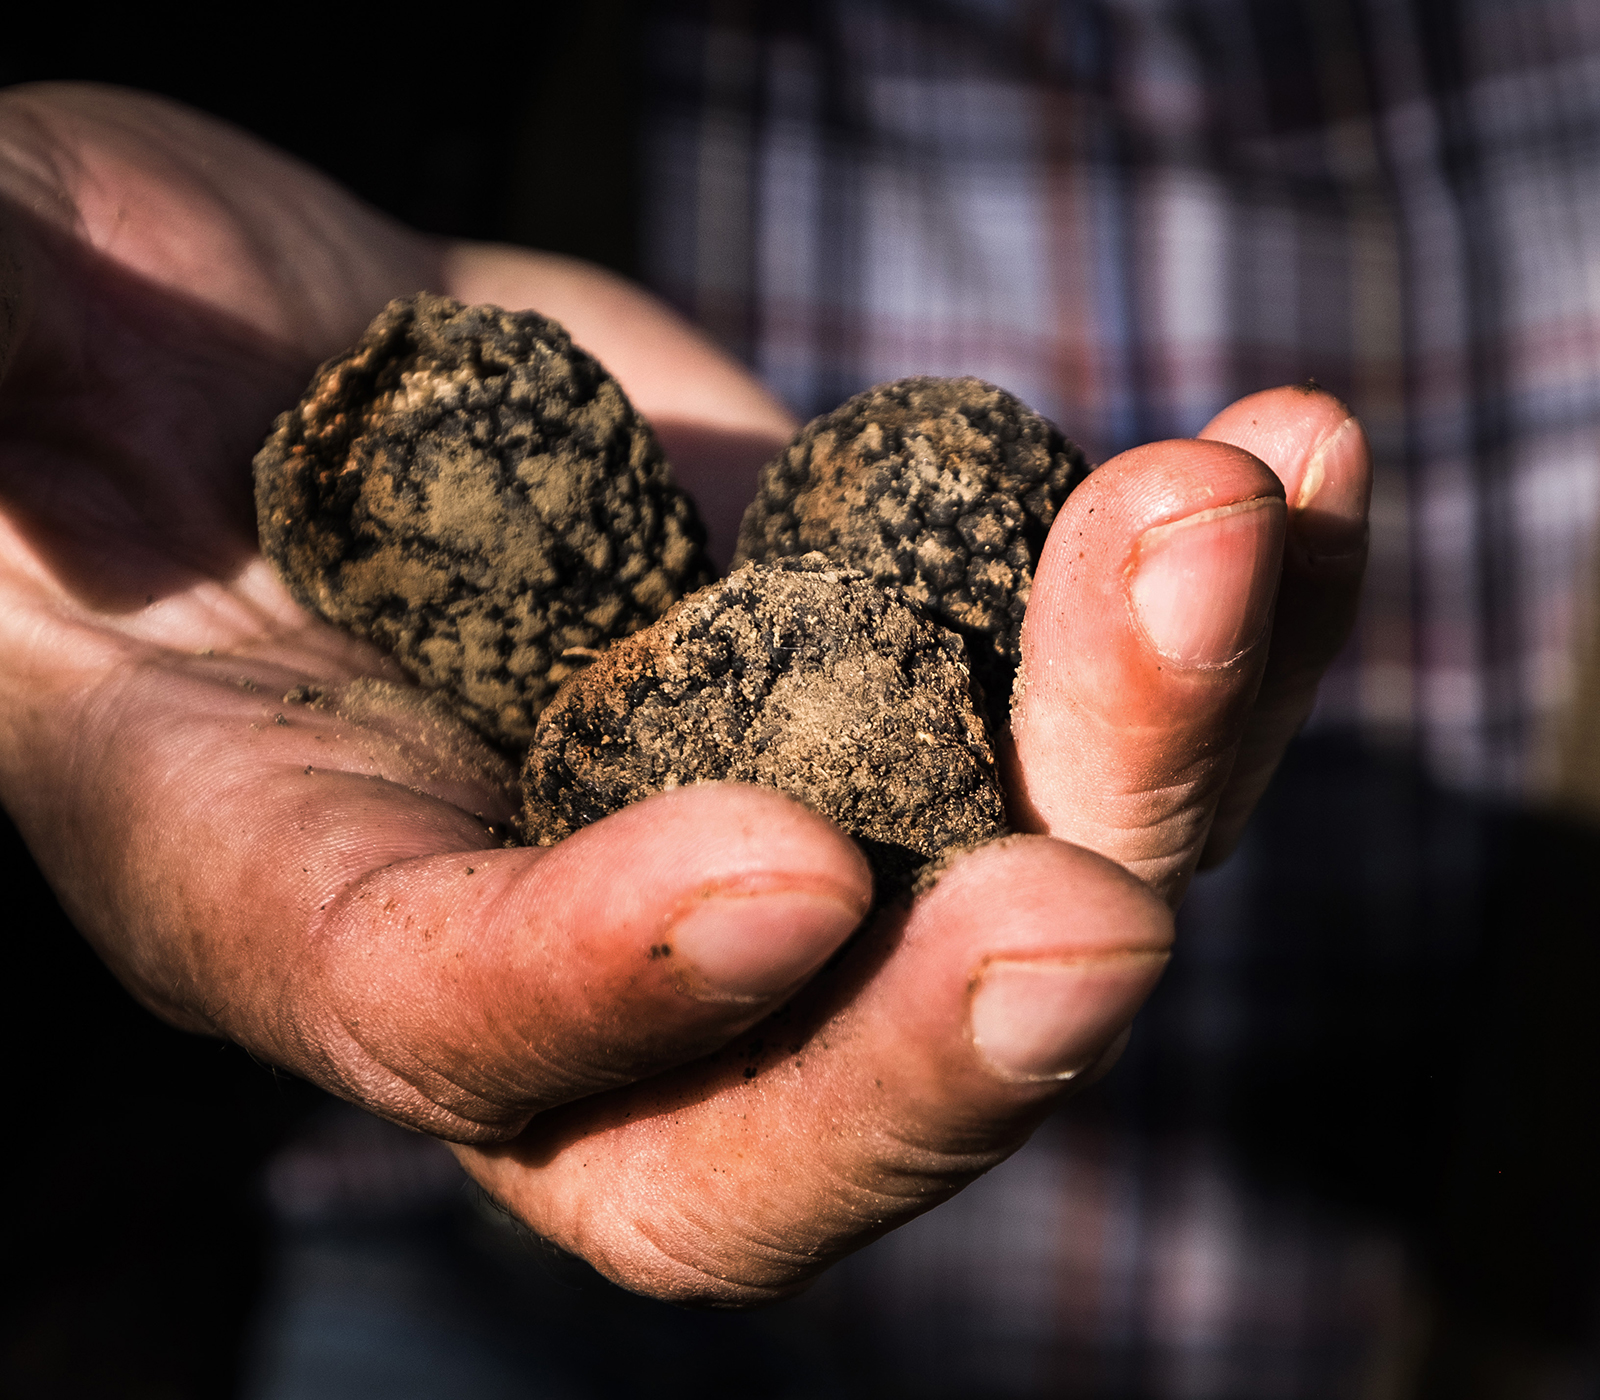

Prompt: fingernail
xmin=969 ymin=953 xmax=1169 ymax=1081
xmin=669 ymin=888 xmax=864 ymax=1002
xmin=1292 ymin=416 xmax=1369 ymax=561
xmin=1131 ymin=499 xmax=1281 ymax=668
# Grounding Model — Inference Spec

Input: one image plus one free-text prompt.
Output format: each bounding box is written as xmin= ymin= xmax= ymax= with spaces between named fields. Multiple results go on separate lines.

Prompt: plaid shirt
xmin=249 ymin=5 xmax=1600 ymax=1397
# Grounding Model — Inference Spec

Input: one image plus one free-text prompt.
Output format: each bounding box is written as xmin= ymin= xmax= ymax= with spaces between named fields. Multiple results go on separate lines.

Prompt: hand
xmin=0 ymin=85 xmax=1367 ymax=1302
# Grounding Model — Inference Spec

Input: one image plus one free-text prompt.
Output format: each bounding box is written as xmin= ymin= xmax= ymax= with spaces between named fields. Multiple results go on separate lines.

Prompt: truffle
xmin=733 ymin=376 xmax=1088 ymax=728
xmin=522 ymin=555 xmax=1008 ymax=890
xmin=254 ymin=293 xmax=714 ymax=749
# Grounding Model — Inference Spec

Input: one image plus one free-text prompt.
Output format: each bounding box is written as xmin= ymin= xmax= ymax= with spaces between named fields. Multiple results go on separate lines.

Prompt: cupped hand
xmin=0 ymin=84 xmax=1367 ymax=1300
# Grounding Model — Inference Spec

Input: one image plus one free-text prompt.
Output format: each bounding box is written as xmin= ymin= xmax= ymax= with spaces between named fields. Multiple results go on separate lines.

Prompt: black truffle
xmin=732 ymin=376 xmax=1088 ymax=728
xmin=522 ymin=555 xmax=1008 ymax=890
xmin=254 ymin=293 xmax=714 ymax=749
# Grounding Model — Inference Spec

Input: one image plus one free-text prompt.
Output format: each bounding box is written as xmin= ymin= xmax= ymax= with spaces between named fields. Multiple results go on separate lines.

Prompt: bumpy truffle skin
xmin=254 ymin=294 xmax=714 ymax=749
xmin=732 ymin=376 xmax=1088 ymax=728
xmin=522 ymin=555 xmax=1007 ymax=889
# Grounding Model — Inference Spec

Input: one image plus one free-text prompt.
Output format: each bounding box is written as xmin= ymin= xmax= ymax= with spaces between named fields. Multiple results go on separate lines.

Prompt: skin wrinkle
xmin=629 ymin=1224 xmax=809 ymax=1303
xmin=849 ymin=1116 xmax=1018 ymax=1188
xmin=615 ymin=1141 xmax=966 ymax=1300
xmin=1027 ymin=750 xmax=1234 ymax=855
xmin=637 ymin=1182 xmax=859 ymax=1282
xmin=190 ymin=744 xmax=501 ymax=1068
xmin=296 ymin=875 xmax=549 ymax=1132
xmin=44 ymin=655 xmax=182 ymax=948
xmin=592 ymin=1184 xmax=939 ymax=1302
xmin=303 ymin=1004 xmax=548 ymax=1141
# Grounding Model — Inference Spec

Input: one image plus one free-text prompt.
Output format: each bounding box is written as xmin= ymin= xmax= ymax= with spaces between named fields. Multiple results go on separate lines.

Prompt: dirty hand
xmin=0 ymin=85 xmax=1366 ymax=1301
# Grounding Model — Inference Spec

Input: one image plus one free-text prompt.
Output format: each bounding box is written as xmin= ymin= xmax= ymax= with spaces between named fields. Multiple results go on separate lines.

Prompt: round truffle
xmin=521 ymin=555 xmax=1008 ymax=891
xmin=254 ymin=293 xmax=713 ymax=749
xmin=732 ymin=376 xmax=1088 ymax=729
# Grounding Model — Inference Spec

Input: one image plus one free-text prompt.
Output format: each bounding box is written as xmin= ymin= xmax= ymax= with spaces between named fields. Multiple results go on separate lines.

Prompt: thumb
xmin=1007 ymin=438 xmax=1285 ymax=902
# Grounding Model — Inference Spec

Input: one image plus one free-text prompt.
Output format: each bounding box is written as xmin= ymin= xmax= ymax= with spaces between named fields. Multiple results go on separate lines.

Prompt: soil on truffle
xmin=733 ymin=376 xmax=1088 ymax=729
xmin=254 ymin=293 xmax=713 ymax=750
xmin=522 ymin=555 xmax=1008 ymax=891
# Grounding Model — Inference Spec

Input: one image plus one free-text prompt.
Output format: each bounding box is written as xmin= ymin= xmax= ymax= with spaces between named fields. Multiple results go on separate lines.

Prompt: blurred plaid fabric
xmin=642 ymin=0 xmax=1600 ymax=800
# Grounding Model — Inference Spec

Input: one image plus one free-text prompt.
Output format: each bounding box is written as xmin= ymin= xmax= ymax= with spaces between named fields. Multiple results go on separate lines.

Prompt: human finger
xmin=1006 ymin=439 xmax=1286 ymax=903
xmin=1196 ymin=385 xmax=1371 ymax=862
xmin=458 ymin=835 xmax=1172 ymax=1303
